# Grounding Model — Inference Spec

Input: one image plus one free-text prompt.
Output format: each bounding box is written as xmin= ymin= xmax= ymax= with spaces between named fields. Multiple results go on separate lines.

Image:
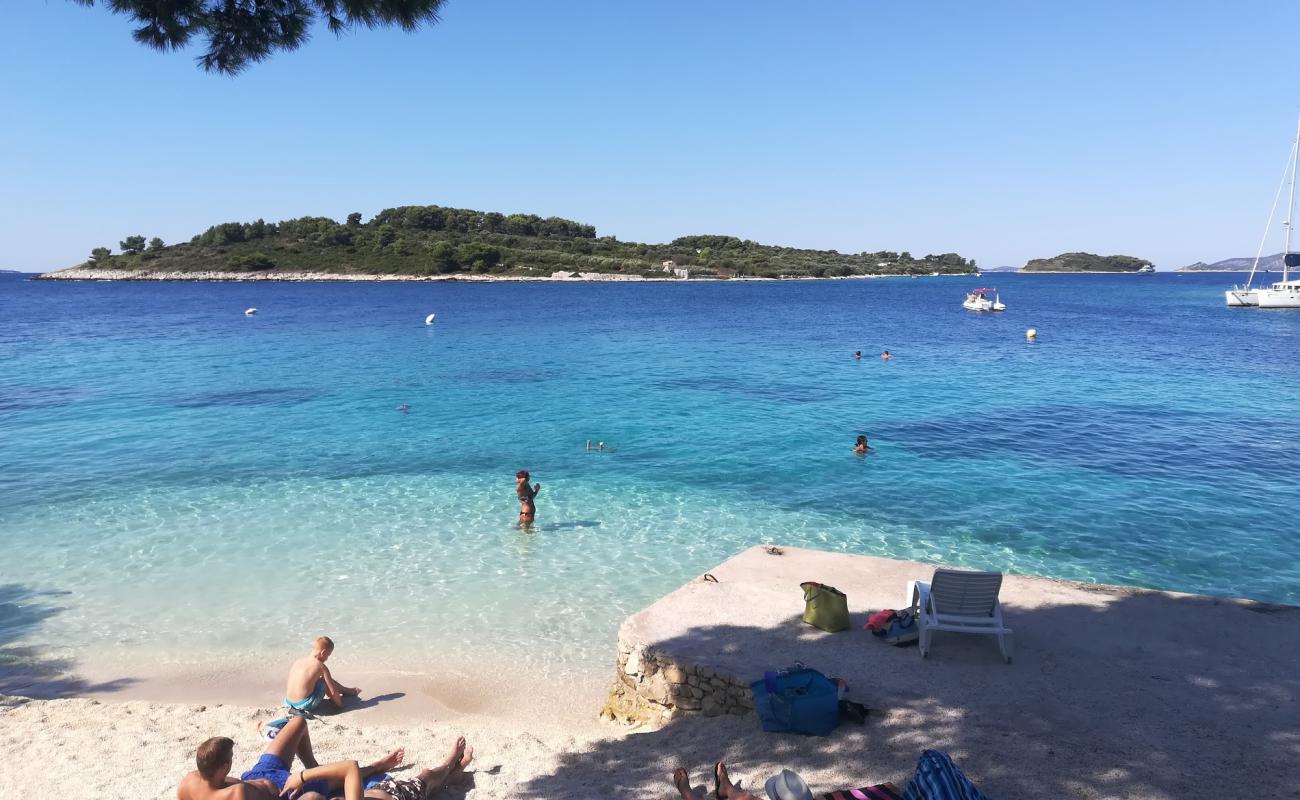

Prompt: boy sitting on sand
xmin=286 ymin=636 xmax=360 ymax=713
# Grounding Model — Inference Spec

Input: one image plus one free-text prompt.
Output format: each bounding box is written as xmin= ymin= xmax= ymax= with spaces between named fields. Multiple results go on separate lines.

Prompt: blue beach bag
xmin=750 ymin=666 xmax=840 ymax=736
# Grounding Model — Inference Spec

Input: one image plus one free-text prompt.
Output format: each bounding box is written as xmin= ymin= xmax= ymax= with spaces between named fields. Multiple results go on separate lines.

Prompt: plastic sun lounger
xmin=904 ymin=569 xmax=1013 ymax=663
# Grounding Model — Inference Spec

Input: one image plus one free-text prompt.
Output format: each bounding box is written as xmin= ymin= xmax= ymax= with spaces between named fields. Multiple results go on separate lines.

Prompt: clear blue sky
xmin=3 ymin=1 xmax=1298 ymax=271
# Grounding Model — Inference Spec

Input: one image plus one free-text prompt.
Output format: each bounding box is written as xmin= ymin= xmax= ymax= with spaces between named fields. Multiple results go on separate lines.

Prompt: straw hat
xmin=765 ymin=769 xmax=814 ymax=800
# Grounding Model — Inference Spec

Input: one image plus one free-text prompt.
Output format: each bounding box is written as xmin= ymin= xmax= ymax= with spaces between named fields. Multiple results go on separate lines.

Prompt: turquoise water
xmin=1 ymin=273 xmax=1297 ymax=676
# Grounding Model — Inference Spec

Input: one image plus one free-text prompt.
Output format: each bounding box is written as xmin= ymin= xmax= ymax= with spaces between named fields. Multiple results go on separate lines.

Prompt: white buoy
xmin=1026 ymin=328 xmax=1037 ymax=341
xmin=245 ymin=307 xmax=257 ymax=316
xmin=425 ymin=313 xmax=436 ymax=325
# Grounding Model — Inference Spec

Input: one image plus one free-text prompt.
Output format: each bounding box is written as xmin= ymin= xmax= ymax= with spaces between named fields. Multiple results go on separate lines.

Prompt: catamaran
xmin=1227 ymin=114 xmax=1300 ymax=308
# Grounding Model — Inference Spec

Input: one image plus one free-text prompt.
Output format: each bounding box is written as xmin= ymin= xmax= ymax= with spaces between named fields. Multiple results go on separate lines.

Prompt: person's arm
xmin=280 ymin=760 xmax=363 ymax=800
xmin=532 ymin=482 xmax=541 ymax=497
xmin=320 ymin=663 xmax=347 ymax=707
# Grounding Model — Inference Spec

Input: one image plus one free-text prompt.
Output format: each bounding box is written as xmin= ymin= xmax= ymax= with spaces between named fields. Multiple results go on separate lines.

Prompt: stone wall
xmin=602 ymin=636 xmax=755 ymax=725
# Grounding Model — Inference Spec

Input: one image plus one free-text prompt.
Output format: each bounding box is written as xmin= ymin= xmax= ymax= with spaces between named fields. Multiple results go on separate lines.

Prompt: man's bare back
xmin=177 ymin=771 xmax=275 ymax=800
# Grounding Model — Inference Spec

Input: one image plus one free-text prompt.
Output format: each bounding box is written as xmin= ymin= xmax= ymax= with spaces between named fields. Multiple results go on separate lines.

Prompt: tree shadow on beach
xmin=0 ymin=583 xmax=138 ymax=698
xmin=515 ymin=591 xmax=1300 ymax=800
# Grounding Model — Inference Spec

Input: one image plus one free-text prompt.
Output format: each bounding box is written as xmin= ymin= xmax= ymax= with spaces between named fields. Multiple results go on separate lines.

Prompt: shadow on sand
xmin=516 ymin=591 xmax=1300 ymax=800
xmin=0 ymin=583 xmax=137 ymax=698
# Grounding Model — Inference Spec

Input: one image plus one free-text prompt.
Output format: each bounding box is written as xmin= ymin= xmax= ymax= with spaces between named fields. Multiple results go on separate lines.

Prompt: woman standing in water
xmin=516 ymin=470 xmax=541 ymax=525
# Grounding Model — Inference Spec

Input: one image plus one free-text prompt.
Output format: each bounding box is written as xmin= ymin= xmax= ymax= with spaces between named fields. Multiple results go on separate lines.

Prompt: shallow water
xmin=1 ymin=272 xmax=1297 ymax=676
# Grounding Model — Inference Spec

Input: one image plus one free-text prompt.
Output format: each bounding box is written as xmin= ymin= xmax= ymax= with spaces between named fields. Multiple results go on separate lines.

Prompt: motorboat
xmin=963 ymin=288 xmax=1006 ymax=312
xmin=1228 ymin=114 xmax=1300 ymax=308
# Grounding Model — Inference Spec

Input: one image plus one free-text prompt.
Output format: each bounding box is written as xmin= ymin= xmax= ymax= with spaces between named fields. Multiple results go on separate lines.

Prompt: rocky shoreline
xmin=34 ymin=267 xmax=961 ymax=283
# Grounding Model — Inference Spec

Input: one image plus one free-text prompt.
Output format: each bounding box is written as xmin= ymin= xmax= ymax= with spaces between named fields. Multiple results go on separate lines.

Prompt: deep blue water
xmin=1 ymin=272 xmax=1297 ymax=673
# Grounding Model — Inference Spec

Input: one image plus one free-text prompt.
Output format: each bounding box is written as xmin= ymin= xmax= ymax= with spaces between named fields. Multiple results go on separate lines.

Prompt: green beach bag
xmin=801 ymin=582 xmax=850 ymax=633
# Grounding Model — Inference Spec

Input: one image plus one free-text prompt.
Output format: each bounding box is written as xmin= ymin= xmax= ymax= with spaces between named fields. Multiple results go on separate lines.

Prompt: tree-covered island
xmin=1020 ymin=252 xmax=1153 ymax=273
xmin=53 ymin=205 xmax=977 ymax=280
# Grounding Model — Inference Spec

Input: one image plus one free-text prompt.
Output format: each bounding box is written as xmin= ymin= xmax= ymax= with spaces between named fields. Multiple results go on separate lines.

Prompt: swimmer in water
xmin=516 ymin=470 xmax=540 ymax=525
xmin=854 ymin=435 xmax=870 ymax=454
xmin=854 ymin=351 xmax=862 ymax=360
xmin=396 ymin=403 xmax=410 ymax=413
xmin=881 ymin=350 xmax=892 ymax=360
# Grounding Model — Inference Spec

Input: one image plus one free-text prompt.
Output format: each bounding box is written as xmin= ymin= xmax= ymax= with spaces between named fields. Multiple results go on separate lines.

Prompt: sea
xmin=1 ymin=272 xmax=1297 ymax=686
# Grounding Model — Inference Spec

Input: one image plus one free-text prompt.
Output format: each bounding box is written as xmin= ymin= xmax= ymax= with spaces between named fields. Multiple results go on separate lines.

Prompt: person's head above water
xmin=854 ymin=351 xmax=861 ymax=358
xmin=881 ymin=350 xmax=891 ymax=359
xmin=516 ymin=470 xmax=529 ymax=481
xmin=856 ymin=435 xmax=867 ymax=445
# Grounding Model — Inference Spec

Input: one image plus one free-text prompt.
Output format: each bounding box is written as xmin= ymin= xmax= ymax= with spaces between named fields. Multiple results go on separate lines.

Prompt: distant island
xmin=38 ymin=205 xmax=976 ymax=281
xmin=1178 ymin=253 xmax=1285 ymax=272
xmin=1020 ymin=252 xmax=1154 ymax=273
xmin=0 ymin=269 xmax=30 ymax=274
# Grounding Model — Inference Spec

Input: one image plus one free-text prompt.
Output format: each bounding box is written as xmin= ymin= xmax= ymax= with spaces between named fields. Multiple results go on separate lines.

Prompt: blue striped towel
xmin=902 ymin=750 xmax=992 ymax=800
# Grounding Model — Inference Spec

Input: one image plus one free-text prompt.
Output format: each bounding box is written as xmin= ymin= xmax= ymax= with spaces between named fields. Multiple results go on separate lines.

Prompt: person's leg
xmin=361 ymin=747 xmax=405 ymax=781
xmin=264 ymin=716 xmax=320 ymax=769
xmin=672 ymin=767 xmax=694 ymax=800
xmin=715 ymin=762 xmax=761 ymax=800
xmin=414 ymin=737 xmax=470 ymax=795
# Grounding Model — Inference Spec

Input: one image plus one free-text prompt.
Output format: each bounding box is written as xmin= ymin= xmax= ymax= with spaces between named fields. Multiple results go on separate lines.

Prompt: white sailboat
xmin=1227 ymin=114 xmax=1300 ymax=307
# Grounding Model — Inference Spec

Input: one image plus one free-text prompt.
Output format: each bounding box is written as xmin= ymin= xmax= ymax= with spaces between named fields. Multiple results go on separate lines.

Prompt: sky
xmin=3 ymin=1 xmax=1299 ymax=271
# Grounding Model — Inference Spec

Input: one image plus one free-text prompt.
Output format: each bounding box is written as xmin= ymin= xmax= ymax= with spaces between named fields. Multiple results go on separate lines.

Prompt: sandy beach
xmin=4 ymin=546 xmax=1298 ymax=800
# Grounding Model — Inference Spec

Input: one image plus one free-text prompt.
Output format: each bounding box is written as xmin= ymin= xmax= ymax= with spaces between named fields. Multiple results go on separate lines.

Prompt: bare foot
xmin=370 ymin=747 xmax=405 ymax=773
xmin=445 ymin=744 xmax=475 ymax=785
xmin=673 ymin=767 xmax=693 ymax=800
xmin=421 ymin=737 xmax=468 ymax=791
xmin=715 ymin=762 xmax=735 ymax=799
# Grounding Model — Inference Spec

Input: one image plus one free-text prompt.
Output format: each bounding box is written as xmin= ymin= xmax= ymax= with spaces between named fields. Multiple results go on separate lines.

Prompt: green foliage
xmin=227 ymin=253 xmax=276 ymax=271
xmin=148 ymin=237 xmax=165 ymax=251
xmin=455 ymin=242 xmax=502 ymax=272
xmin=89 ymin=247 xmax=111 ymax=262
xmin=1022 ymin=252 xmax=1153 ymax=272
xmin=120 ymin=235 xmax=146 ymax=255
xmin=97 ymin=201 xmax=977 ymax=279
xmin=70 ymin=1 xmax=449 ymax=75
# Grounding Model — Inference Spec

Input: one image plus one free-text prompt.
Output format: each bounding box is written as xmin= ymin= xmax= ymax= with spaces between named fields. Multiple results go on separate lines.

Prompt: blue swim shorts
xmin=241 ymin=754 xmax=330 ymax=798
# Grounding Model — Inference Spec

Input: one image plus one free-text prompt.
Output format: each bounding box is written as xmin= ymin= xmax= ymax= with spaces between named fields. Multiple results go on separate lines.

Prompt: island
xmin=1020 ymin=252 xmax=1154 ymax=273
xmin=38 ymin=204 xmax=976 ymax=281
xmin=1178 ymin=254 xmax=1282 ymax=272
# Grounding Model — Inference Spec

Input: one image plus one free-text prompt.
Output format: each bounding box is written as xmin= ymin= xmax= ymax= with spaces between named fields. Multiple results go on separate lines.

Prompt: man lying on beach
xmin=286 ymin=636 xmax=360 ymax=713
xmin=298 ymin=736 xmax=475 ymax=800
xmin=178 ymin=716 xmax=402 ymax=800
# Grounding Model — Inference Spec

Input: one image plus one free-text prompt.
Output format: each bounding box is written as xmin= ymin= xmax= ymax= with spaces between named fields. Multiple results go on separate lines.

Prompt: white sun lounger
xmin=905 ymin=569 xmax=1013 ymax=663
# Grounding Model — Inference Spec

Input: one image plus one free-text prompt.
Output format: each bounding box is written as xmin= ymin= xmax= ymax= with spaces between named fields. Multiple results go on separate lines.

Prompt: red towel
xmin=865 ymin=609 xmax=896 ymax=632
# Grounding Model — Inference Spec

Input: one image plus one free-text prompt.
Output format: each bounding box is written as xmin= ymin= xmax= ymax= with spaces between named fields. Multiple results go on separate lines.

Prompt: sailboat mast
xmin=1284 ymin=113 xmax=1300 ymax=283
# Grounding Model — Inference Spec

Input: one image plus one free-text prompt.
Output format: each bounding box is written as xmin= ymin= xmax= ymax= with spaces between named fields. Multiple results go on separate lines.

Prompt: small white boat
xmin=1138 ymin=264 xmax=1155 ymax=273
xmin=1228 ymin=113 xmax=1300 ymax=308
xmin=963 ymin=288 xmax=1006 ymax=312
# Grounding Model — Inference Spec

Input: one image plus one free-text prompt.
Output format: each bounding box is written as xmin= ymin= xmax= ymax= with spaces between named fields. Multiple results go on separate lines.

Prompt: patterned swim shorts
xmin=367 ymin=776 xmax=427 ymax=800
